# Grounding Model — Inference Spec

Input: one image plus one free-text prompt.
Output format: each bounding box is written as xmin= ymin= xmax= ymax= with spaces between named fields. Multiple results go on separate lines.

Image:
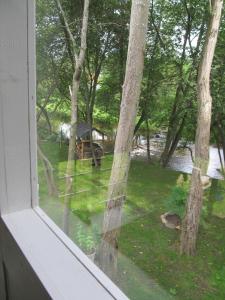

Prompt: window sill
xmin=2 ymin=208 xmax=128 ymax=300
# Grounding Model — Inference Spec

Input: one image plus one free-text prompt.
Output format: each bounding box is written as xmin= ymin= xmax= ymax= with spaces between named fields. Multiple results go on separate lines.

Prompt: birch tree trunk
xmin=56 ymin=0 xmax=90 ymax=234
xmin=97 ymin=0 xmax=149 ymax=280
xmin=180 ymin=0 xmax=223 ymax=256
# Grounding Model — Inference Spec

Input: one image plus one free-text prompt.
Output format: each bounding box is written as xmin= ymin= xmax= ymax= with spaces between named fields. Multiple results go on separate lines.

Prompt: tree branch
xmin=55 ymin=0 xmax=78 ymax=62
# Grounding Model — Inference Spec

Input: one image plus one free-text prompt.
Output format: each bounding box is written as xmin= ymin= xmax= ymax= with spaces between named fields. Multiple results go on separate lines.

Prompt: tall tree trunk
xmin=96 ymin=0 xmax=149 ymax=280
xmin=56 ymin=0 xmax=90 ymax=234
xmin=84 ymin=40 xmax=109 ymax=167
xmin=146 ymin=119 xmax=151 ymax=161
xmin=217 ymin=144 xmax=224 ymax=175
xmin=160 ymin=86 xmax=182 ymax=167
xmin=180 ymin=0 xmax=223 ymax=256
xmin=217 ymin=121 xmax=225 ymax=167
xmin=134 ymin=109 xmax=146 ymax=135
xmin=87 ymin=75 xmax=99 ymax=167
xmin=162 ymin=113 xmax=187 ymax=167
xmin=134 ymin=0 xmax=164 ymax=138
xmin=36 ymin=103 xmax=52 ymax=133
xmin=87 ymin=105 xmax=98 ymax=167
xmin=214 ymin=129 xmax=225 ymax=174
xmin=119 ymin=34 xmax=125 ymax=102
xmin=37 ymin=144 xmax=58 ymax=197
xmin=160 ymin=9 xmax=207 ymax=167
xmin=63 ymin=75 xmax=80 ymax=234
xmin=160 ymin=5 xmax=191 ymax=166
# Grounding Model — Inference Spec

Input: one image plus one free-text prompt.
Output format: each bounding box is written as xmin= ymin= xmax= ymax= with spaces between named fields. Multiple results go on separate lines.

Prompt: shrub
xmin=165 ymin=174 xmax=190 ymax=218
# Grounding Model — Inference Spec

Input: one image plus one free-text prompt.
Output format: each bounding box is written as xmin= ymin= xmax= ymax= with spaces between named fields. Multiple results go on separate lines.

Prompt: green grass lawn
xmin=38 ymin=142 xmax=225 ymax=300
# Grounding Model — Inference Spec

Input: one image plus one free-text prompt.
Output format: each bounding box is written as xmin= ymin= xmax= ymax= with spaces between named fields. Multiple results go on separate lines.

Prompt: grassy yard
xmin=38 ymin=142 xmax=225 ymax=300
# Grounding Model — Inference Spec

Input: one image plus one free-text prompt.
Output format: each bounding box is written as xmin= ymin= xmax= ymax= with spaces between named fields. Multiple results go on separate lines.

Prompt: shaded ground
xmin=38 ymin=142 xmax=225 ymax=300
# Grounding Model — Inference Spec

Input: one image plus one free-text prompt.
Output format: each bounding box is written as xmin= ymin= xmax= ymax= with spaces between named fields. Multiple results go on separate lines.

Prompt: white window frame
xmin=0 ymin=1 xmax=128 ymax=299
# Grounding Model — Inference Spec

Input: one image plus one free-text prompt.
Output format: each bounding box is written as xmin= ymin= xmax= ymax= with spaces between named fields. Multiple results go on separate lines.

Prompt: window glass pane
xmin=36 ymin=1 xmax=225 ymax=299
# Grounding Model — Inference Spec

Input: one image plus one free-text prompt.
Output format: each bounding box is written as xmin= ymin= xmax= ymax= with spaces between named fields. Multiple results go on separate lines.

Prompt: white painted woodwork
xmin=0 ymin=1 xmax=128 ymax=299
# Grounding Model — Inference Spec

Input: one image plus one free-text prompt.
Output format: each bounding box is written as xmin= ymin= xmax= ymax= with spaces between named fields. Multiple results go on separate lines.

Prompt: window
xmin=36 ymin=1 xmax=225 ymax=300
xmin=1 ymin=1 xmax=224 ymax=300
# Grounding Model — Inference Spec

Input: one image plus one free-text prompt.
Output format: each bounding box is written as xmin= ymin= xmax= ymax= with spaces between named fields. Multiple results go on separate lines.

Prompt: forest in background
xmin=36 ymin=0 xmax=225 ymax=166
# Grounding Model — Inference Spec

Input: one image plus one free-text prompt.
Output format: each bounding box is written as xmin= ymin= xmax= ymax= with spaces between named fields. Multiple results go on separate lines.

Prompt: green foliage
xmin=169 ymin=288 xmax=177 ymax=296
xmin=165 ymin=174 xmax=190 ymax=218
xmin=75 ymin=224 xmax=96 ymax=254
xmin=74 ymin=222 xmax=101 ymax=255
xmin=165 ymin=173 xmax=212 ymax=226
xmin=93 ymin=108 xmax=118 ymax=129
xmin=36 ymin=0 xmax=217 ymax=146
xmin=211 ymin=267 xmax=225 ymax=290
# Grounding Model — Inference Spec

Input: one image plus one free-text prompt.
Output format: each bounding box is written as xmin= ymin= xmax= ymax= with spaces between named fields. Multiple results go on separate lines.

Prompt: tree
xmin=96 ymin=0 xmax=150 ymax=279
xmin=134 ymin=0 xmax=166 ymax=136
xmin=180 ymin=0 xmax=223 ymax=256
xmin=160 ymin=0 xmax=208 ymax=167
xmin=55 ymin=0 xmax=90 ymax=234
xmin=212 ymin=15 xmax=225 ymax=173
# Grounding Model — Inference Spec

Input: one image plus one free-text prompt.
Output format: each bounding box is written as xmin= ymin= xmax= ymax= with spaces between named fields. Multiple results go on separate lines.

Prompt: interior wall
xmin=0 ymin=219 xmax=50 ymax=300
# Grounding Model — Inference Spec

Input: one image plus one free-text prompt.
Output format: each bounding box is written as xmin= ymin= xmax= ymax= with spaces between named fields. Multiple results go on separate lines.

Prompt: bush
xmin=75 ymin=223 xmax=100 ymax=255
xmin=165 ymin=174 xmax=209 ymax=225
xmin=165 ymin=174 xmax=190 ymax=218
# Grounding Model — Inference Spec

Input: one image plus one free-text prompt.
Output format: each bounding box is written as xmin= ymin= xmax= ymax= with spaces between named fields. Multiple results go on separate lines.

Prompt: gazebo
xmin=76 ymin=122 xmax=105 ymax=162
